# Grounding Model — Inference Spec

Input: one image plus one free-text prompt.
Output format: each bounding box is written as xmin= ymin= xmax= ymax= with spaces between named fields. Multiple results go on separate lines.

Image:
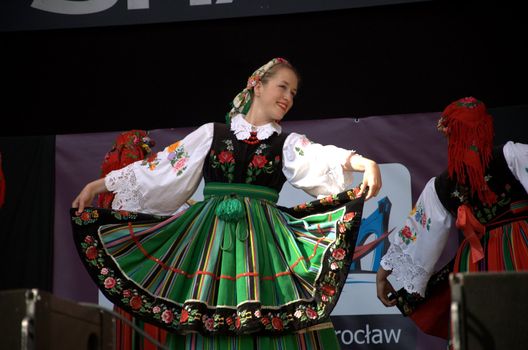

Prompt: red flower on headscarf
xmin=247 ymin=75 xmax=260 ymax=89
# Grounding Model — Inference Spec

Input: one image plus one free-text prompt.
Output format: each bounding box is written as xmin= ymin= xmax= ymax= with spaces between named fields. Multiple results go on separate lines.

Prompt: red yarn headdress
xmin=437 ymin=97 xmax=496 ymax=204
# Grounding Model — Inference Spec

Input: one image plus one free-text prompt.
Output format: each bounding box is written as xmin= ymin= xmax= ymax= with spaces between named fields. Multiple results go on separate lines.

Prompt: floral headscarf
xmin=438 ymin=97 xmax=496 ymax=204
xmin=226 ymin=57 xmax=291 ymax=125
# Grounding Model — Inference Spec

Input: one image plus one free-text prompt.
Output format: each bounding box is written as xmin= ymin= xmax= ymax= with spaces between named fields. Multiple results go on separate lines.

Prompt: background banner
xmin=55 ymin=111 xmax=450 ymax=348
xmin=1 ymin=0 xmax=428 ymax=31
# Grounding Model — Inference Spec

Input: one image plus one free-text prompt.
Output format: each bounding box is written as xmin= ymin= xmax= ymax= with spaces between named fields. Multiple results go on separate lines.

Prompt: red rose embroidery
xmin=129 ymin=296 xmax=142 ymax=310
xmin=218 ymin=151 xmax=234 ymax=164
xmin=343 ymin=212 xmax=356 ymax=222
xmin=332 ymin=248 xmax=346 ymax=260
xmin=271 ymin=317 xmax=283 ymax=330
xmin=251 ymin=155 xmax=267 ymax=168
xmin=401 ymin=226 xmax=413 ymax=239
xmin=180 ymin=309 xmax=189 ymax=323
xmin=305 ymin=307 xmax=318 ymax=320
xmin=321 ymin=284 xmax=336 ymax=296
xmin=162 ymin=310 xmax=174 ymax=324
xmin=103 ymin=277 xmax=116 ymax=289
xmin=85 ymin=246 xmax=97 ymax=260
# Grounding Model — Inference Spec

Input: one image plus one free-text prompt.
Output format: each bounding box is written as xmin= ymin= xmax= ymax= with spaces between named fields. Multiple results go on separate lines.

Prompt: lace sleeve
xmin=105 ymin=166 xmax=143 ymax=212
xmin=380 ymin=177 xmax=454 ymax=296
xmin=105 ymin=123 xmax=214 ymax=215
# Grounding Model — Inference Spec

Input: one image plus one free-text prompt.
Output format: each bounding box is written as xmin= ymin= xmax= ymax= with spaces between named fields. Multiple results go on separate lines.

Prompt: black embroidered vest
xmin=202 ymin=123 xmax=289 ymax=192
xmin=435 ymin=144 xmax=528 ymax=225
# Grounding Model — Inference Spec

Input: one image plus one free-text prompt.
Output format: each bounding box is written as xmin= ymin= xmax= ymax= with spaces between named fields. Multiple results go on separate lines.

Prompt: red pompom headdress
xmin=437 ymin=97 xmax=496 ymax=204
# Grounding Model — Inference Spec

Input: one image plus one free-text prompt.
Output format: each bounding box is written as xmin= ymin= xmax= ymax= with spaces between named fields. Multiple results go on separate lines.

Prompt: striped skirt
xmin=71 ymin=182 xmax=365 ymax=349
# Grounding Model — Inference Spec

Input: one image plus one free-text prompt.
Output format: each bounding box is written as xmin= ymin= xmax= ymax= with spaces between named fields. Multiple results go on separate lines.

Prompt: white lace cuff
xmin=380 ymin=244 xmax=430 ymax=296
xmin=105 ymin=166 xmax=144 ymax=212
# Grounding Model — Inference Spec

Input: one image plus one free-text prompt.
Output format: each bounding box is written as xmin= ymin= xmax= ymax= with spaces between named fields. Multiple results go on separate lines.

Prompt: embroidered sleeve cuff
xmin=380 ymin=244 xmax=430 ymax=296
xmin=105 ymin=166 xmax=144 ymax=212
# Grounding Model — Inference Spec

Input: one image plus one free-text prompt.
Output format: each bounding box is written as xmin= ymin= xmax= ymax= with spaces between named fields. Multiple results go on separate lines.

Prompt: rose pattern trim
xmin=72 ymin=201 xmax=362 ymax=336
xmin=72 ymin=208 xmax=99 ymax=225
xmin=113 ymin=210 xmax=138 ymax=220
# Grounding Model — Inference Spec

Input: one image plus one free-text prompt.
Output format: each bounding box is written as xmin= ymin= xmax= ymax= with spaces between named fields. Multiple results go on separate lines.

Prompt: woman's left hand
xmin=360 ymin=158 xmax=382 ymax=200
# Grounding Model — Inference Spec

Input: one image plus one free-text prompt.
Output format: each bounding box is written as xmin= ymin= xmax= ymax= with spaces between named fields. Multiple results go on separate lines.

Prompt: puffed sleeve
xmin=282 ymin=132 xmax=355 ymax=197
xmin=380 ymin=177 xmax=454 ymax=296
xmin=503 ymin=141 xmax=528 ymax=194
xmin=105 ymin=123 xmax=214 ymax=216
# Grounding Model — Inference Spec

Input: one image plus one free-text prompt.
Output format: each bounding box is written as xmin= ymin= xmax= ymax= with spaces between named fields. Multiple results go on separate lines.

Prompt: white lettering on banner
xmin=128 ymin=0 xmax=149 ymax=10
xmin=31 ymin=0 xmax=119 ymax=15
xmin=31 ymin=0 xmax=233 ymax=14
xmin=335 ymin=324 xmax=402 ymax=345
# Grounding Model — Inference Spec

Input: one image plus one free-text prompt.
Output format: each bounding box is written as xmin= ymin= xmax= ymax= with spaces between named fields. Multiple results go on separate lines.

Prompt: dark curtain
xmin=489 ymin=105 xmax=528 ymax=145
xmin=0 ymin=136 xmax=55 ymax=291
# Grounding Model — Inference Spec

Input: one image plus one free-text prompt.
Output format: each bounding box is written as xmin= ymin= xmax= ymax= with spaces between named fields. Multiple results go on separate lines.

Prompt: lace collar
xmin=230 ymin=114 xmax=282 ymax=141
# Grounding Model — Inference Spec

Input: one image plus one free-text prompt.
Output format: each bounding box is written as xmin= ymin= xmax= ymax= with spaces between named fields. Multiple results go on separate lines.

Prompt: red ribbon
xmin=456 ymin=204 xmax=485 ymax=263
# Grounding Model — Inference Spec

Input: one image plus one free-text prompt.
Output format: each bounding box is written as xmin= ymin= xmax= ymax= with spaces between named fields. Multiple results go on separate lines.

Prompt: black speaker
xmin=450 ymin=272 xmax=528 ymax=350
xmin=0 ymin=289 xmax=114 ymax=350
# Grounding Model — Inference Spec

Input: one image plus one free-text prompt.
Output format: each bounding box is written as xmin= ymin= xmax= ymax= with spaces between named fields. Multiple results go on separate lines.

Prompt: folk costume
xmin=72 ymin=58 xmax=366 ymax=349
xmin=380 ymin=97 xmax=528 ymax=339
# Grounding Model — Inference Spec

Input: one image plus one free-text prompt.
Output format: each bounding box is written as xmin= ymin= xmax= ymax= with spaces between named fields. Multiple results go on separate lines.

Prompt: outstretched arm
xmin=282 ymin=133 xmax=382 ymax=199
xmin=345 ymin=153 xmax=382 ymax=200
xmin=72 ymin=178 xmax=108 ymax=214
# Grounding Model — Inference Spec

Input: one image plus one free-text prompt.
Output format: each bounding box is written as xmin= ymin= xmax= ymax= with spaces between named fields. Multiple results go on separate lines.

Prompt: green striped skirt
xmin=71 ymin=182 xmax=365 ymax=349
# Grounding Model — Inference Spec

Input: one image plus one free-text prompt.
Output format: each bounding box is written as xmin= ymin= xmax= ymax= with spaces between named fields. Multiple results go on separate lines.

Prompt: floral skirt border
xmin=71 ymin=189 xmax=364 ymax=336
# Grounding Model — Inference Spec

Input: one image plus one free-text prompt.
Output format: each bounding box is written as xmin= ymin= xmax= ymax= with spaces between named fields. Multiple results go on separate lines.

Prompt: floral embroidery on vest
xmin=246 ymin=143 xmax=281 ymax=184
xmin=210 ymin=139 xmax=235 ymax=182
xmin=451 ymin=175 xmax=513 ymax=224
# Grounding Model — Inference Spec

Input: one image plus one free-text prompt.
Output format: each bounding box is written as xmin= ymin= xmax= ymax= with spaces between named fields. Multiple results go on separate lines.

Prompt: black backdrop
xmin=1 ymin=0 xmax=527 ymax=136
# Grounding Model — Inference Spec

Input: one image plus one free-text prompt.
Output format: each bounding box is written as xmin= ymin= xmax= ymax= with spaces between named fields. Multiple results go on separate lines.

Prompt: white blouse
xmin=380 ymin=141 xmax=528 ymax=296
xmin=106 ymin=114 xmax=356 ymax=216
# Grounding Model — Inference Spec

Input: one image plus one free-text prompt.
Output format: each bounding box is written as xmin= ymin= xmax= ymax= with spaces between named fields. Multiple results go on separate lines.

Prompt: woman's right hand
xmin=72 ymin=178 xmax=107 ymax=215
xmin=376 ymin=267 xmax=397 ymax=307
